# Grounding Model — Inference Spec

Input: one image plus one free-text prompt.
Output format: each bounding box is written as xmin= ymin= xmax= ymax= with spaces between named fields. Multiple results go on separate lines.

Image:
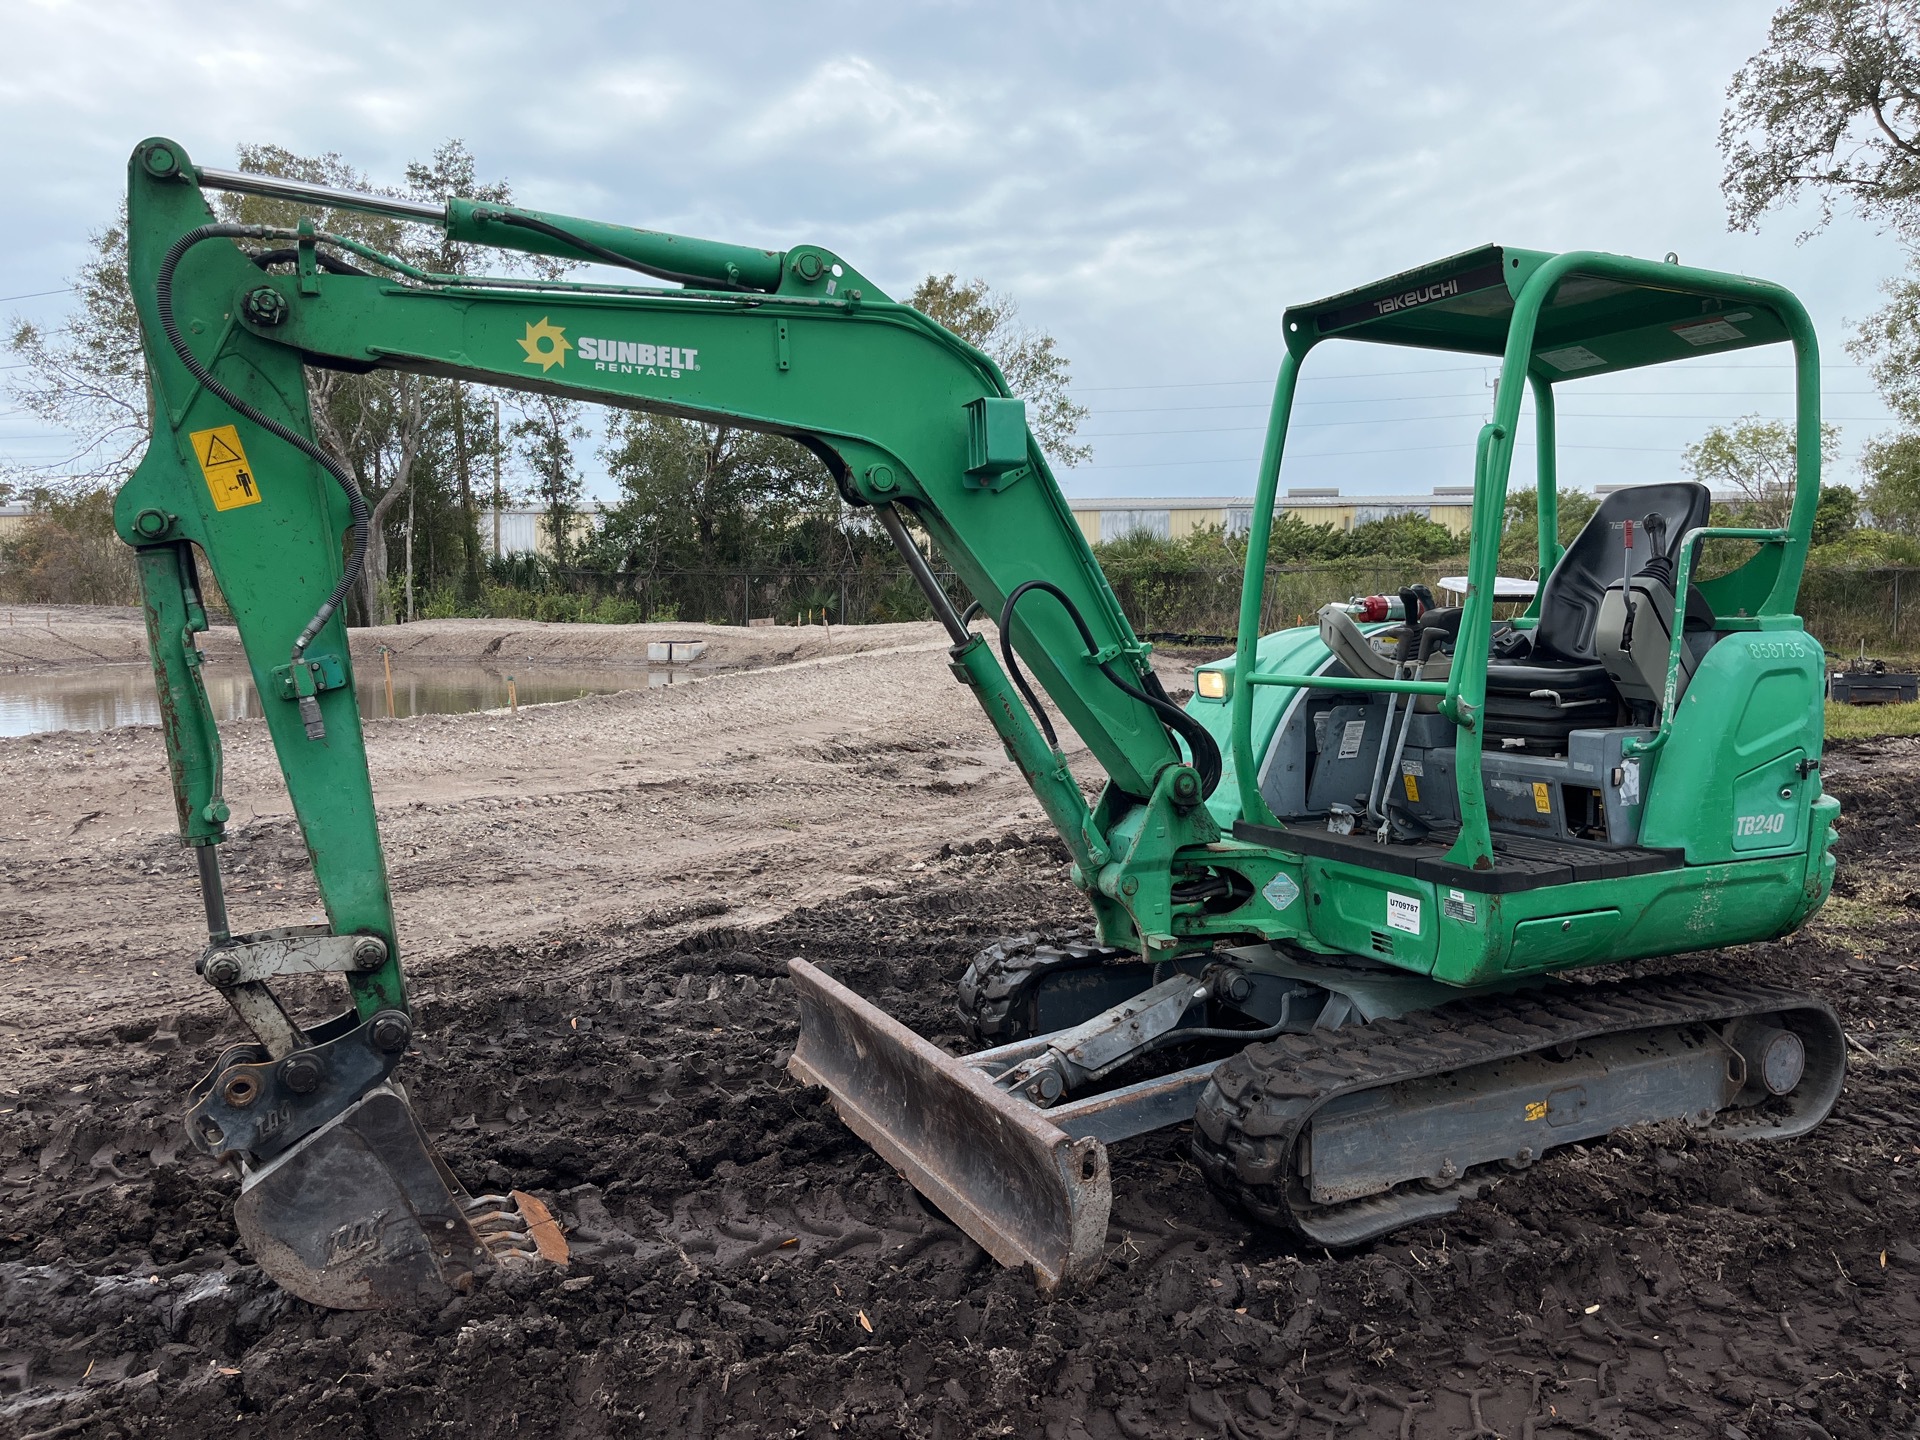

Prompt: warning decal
xmin=190 ymin=425 xmax=263 ymax=512
xmin=1532 ymin=781 xmax=1552 ymax=814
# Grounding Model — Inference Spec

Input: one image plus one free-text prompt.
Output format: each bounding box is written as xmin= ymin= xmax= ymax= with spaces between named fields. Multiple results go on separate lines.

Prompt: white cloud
xmin=0 ymin=0 xmax=1907 ymax=497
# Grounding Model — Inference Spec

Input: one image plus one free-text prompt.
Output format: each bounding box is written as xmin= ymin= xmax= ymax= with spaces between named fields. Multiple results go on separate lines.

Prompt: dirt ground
xmin=1 ymin=612 xmax=1917 ymax=1439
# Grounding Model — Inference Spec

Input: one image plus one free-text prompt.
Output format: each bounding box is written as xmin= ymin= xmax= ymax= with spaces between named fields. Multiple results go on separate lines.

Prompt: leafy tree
xmin=512 ymin=395 xmax=587 ymax=565
xmin=1861 ymin=428 xmax=1920 ymax=530
xmin=0 ymin=488 xmax=137 ymax=604
xmin=908 ymin=275 xmax=1091 ymax=468
xmin=1267 ymin=512 xmax=1350 ymax=562
xmin=1681 ymin=415 xmax=1842 ymax=527
xmin=1721 ymin=0 xmax=1920 ymax=239
xmin=1849 ymin=264 xmax=1920 ymax=423
xmin=1343 ymin=513 xmax=1460 ymax=561
xmin=4 ymin=212 xmax=146 ymax=490
xmin=1501 ymin=486 xmax=1601 ymax=572
xmin=404 ymin=141 xmax=516 ymax=605
xmin=596 ymin=414 xmax=834 ymax=574
xmin=4 ymin=140 xmax=523 ymax=624
xmin=1813 ymin=482 xmax=1862 ymax=543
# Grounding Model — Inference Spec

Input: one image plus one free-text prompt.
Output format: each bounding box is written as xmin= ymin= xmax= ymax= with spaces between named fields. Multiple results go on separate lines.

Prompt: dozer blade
xmin=232 ymin=1084 xmax=557 ymax=1310
xmin=787 ymin=959 xmax=1110 ymax=1289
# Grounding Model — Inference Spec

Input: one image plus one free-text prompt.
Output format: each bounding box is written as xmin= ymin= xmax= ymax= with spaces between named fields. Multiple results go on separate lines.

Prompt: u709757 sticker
xmin=1386 ymin=892 xmax=1421 ymax=934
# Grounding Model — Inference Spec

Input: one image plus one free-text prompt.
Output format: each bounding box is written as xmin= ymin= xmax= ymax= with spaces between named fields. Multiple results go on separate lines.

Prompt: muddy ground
xmin=1 ymin=615 xmax=1917 ymax=1438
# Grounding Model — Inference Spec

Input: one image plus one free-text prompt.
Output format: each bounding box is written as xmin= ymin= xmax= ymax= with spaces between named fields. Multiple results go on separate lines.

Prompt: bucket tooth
xmin=786 ymin=958 xmax=1110 ymax=1289
xmin=231 ymin=1085 xmax=559 ymax=1309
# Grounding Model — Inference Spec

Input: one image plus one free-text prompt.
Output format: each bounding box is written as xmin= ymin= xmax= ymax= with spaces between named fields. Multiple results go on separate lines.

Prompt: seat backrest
xmin=1533 ymin=482 xmax=1711 ymax=662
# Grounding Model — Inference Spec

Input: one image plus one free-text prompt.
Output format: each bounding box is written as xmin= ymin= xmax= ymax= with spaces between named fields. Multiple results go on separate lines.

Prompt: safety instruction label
xmin=1386 ymin=892 xmax=1421 ymax=934
xmin=1672 ymin=315 xmax=1747 ymax=347
xmin=1538 ymin=344 xmax=1605 ymax=372
xmin=1532 ymin=781 xmax=1552 ymax=814
xmin=1338 ymin=719 xmax=1367 ymax=760
xmin=1402 ymin=771 xmax=1420 ymax=802
xmin=190 ymin=425 xmax=262 ymax=512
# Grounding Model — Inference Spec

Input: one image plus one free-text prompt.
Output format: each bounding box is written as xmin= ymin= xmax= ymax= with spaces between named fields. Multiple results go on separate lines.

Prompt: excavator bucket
xmin=786 ymin=959 xmax=1110 ymax=1289
xmin=229 ymin=1086 xmax=558 ymax=1310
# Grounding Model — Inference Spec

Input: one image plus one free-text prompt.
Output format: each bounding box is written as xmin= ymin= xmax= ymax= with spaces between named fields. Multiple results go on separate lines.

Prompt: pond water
xmin=0 ymin=662 xmax=668 ymax=738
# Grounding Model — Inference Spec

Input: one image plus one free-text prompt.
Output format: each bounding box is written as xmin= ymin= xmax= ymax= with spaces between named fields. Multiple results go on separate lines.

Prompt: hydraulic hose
xmin=997 ymin=580 xmax=1223 ymax=799
xmin=154 ymin=224 xmax=371 ymax=673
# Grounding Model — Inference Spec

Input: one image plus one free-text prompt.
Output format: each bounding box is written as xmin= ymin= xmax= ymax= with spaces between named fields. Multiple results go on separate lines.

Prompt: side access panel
xmin=1640 ymin=630 xmax=1825 ymax=865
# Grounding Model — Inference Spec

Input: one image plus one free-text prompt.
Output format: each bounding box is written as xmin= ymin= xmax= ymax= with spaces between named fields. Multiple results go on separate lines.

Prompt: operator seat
xmin=1482 ymin=481 xmax=1712 ymax=749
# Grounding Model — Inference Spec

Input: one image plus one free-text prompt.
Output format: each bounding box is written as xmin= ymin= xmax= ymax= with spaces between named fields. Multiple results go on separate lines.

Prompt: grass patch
xmin=1826 ymin=699 xmax=1920 ymax=742
xmin=1806 ymin=893 xmax=1903 ymax=933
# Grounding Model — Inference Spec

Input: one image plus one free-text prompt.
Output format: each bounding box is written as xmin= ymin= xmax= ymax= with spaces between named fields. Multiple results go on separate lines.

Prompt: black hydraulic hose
xmin=998 ymin=579 xmax=1224 ymax=798
xmin=155 ymin=224 xmax=370 ymax=666
xmin=1148 ymin=988 xmax=1295 ymax=1050
xmin=485 ymin=210 xmax=752 ymax=292
xmin=247 ymin=246 xmax=371 ymax=277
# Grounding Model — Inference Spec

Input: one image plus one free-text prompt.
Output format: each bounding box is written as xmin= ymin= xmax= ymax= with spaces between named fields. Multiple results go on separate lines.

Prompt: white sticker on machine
xmin=1617 ymin=758 xmax=1641 ymax=806
xmin=1386 ymin=892 xmax=1422 ymax=934
xmin=1338 ymin=719 xmax=1367 ymax=760
xmin=1262 ymin=873 xmax=1301 ymax=910
xmin=1443 ymin=888 xmax=1478 ymax=924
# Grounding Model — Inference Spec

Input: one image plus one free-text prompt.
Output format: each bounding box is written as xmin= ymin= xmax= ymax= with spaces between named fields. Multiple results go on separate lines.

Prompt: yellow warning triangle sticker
xmin=202 ymin=431 xmax=245 ymax=467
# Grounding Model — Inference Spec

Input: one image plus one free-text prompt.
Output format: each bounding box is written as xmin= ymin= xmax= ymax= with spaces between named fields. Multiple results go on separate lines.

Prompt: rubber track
xmin=1191 ymin=972 xmax=1844 ymax=1247
xmin=955 ymin=938 xmax=1121 ymax=1044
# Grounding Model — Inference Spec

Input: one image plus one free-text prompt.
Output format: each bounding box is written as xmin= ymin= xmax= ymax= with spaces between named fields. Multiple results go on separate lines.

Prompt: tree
xmin=1344 ymin=513 xmax=1461 ymax=561
xmin=1266 ymin=512 xmax=1349 ymax=562
xmin=1721 ymin=0 xmax=1920 ymax=240
xmin=1861 ymin=428 xmax=1920 ymax=530
xmin=4 ymin=212 xmax=147 ymax=491
xmin=5 ymin=140 xmax=521 ymax=625
xmin=404 ymin=141 xmax=516 ymax=606
xmin=1681 ymin=415 xmax=1842 ymax=527
xmin=1501 ymin=486 xmax=1601 ymax=572
xmin=1813 ymin=482 xmax=1862 ymax=543
xmin=512 ymin=395 xmax=587 ymax=565
xmin=597 ymin=414 xmax=833 ymax=573
xmin=908 ymin=275 xmax=1091 ymax=468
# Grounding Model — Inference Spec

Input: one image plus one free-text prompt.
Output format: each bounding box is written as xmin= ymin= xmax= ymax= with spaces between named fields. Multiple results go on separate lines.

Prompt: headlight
xmin=1196 ymin=669 xmax=1229 ymax=700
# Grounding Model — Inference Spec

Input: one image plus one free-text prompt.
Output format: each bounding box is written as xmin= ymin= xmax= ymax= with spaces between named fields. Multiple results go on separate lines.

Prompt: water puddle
xmin=0 ymin=662 xmax=669 ymax=738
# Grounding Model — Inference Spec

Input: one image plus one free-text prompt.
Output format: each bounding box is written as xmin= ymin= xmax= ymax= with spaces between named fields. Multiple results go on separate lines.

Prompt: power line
xmin=1074 ymin=361 xmax=1870 ymax=393
xmin=1086 ymin=412 xmax=1894 ymax=440
xmin=1089 ymin=388 xmax=1880 ymax=414
xmin=1080 ymin=440 xmax=1688 ymax=470
xmin=0 ymin=287 xmax=73 ymax=304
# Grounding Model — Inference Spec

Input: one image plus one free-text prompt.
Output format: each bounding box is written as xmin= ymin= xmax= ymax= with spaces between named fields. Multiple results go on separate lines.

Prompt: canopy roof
xmin=1282 ymin=245 xmax=1795 ymax=380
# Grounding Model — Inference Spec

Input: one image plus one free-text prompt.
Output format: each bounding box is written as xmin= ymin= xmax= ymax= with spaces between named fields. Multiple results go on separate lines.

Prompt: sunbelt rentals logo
xmin=516 ymin=318 xmax=699 ymax=378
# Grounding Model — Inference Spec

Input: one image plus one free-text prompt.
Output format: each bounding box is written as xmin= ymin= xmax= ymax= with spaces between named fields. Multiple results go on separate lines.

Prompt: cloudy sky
xmin=2 ymin=0 xmax=1908 ymax=501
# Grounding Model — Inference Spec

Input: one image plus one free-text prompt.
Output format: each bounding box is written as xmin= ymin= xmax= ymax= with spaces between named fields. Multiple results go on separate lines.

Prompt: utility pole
xmin=492 ymin=398 xmax=504 ymax=560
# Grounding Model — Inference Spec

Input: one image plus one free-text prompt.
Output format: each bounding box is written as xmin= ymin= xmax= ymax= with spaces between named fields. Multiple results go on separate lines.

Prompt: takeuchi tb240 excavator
xmin=116 ymin=137 xmax=1846 ymax=1309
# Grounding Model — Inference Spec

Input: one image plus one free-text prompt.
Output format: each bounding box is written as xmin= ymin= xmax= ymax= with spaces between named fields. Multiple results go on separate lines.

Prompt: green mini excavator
xmin=116 ymin=137 xmax=1845 ymax=1308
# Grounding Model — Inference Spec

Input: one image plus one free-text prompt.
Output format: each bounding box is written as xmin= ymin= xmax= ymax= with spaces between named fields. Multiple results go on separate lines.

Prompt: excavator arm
xmin=117 ymin=138 xmax=1240 ymax=1304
